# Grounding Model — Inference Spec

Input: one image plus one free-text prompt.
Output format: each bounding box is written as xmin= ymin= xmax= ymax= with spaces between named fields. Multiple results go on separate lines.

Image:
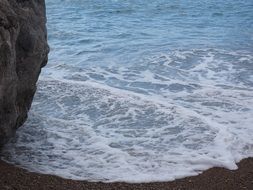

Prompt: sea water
xmin=2 ymin=0 xmax=253 ymax=182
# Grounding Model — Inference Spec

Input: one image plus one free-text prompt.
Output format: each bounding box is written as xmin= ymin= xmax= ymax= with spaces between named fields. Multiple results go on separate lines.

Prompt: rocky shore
xmin=0 ymin=0 xmax=49 ymax=147
xmin=1 ymin=1 xmax=252 ymax=190
xmin=0 ymin=158 xmax=253 ymax=190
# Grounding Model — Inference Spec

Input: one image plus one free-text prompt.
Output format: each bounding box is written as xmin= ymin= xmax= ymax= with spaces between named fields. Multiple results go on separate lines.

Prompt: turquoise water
xmin=2 ymin=0 xmax=253 ymax=182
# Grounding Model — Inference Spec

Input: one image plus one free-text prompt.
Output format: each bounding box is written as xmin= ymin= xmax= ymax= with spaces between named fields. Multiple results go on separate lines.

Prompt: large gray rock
xmin=0 ymin=0 xmax=49 ymax=147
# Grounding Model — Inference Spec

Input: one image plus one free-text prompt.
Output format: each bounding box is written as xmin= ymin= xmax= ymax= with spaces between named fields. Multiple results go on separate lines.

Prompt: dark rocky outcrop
xmin=0 ymin=0 xmax=49 ymax=147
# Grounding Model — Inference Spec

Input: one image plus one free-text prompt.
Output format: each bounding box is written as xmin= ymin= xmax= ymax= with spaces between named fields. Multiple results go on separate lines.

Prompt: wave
xmin=2 ymin=49 xmax=253 ymax=182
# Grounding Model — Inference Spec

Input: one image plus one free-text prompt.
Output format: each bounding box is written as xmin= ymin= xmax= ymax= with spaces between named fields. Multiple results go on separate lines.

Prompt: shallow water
xmin=2 ymin=0 xmax=253 ymax=182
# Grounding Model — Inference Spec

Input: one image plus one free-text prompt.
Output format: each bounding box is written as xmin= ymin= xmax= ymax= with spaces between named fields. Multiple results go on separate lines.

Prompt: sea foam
xmin=2 ymin=49 xmax=253 ymax=182
xmin=2 ymin=0 xmax=253 ymax=182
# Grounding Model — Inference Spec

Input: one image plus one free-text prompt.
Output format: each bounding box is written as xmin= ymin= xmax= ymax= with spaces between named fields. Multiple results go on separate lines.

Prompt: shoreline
xmin=0 ymin=158 xmax=252 ymax=190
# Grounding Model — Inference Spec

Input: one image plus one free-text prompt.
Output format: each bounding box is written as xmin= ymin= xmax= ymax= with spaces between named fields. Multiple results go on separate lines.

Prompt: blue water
xmin=2 ymin=0 xmax=253 ymax=182
xmin=46 ymin=0 xmax=253 ymax=68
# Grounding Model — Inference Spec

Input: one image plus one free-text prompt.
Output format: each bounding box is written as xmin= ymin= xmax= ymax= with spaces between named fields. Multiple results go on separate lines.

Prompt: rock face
xmin=0 ymin=0 xmax=49 ymax=147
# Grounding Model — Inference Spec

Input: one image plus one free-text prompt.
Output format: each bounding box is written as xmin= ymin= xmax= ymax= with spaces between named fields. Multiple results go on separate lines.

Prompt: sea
xmin=2 ymin=0 xmax=253 ymax=182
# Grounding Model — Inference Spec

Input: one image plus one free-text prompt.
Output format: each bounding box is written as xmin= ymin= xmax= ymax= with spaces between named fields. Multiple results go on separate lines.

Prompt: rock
xmin=0 ymin=0 xmax=49 ymax=147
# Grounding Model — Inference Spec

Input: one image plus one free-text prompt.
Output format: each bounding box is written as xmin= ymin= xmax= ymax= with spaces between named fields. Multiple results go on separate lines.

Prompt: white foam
xmin=2 ymin=49 xmax=253 ymax=182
